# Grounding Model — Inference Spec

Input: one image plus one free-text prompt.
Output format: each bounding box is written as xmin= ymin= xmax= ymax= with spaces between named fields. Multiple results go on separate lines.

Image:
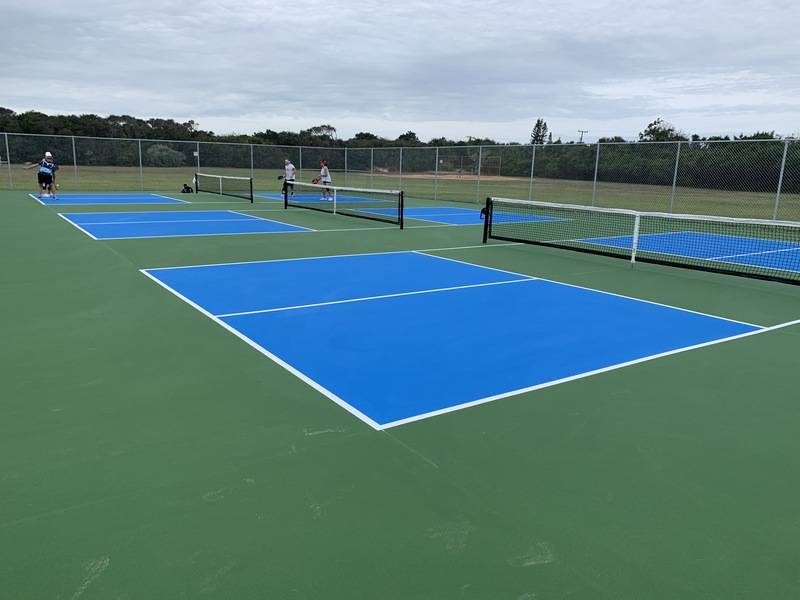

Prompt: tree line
xmin=2 ymin=108 xmax=797 ymax=194
xmin=529 ymin=117 xmax=792 ymax=145
xmin=0 ymin=108 xmax=491 ymax=148
xmin=1 ymin=108 xmax=791 ymax=148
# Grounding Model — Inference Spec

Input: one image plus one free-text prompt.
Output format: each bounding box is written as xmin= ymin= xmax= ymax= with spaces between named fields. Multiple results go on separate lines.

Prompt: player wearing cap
xmin=24 ymin=151 xmax=59 ymax=199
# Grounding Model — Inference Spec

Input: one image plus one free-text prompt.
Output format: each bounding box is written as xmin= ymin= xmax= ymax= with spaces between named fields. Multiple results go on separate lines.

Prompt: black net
xmin=285 ymin=180 xmax=403 ymax=228
xmin=483 ymin=197 xmax=800 ymax=285
xmin=195 ymin=172 xmax=253 ymax=203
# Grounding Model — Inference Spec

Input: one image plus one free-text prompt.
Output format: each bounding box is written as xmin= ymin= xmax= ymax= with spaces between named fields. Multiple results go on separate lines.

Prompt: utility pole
xmin=578 ymin=130 xmax=588 ymax=143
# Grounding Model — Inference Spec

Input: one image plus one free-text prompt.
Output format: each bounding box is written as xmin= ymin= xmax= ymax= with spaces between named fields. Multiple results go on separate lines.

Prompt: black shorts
xmin=38 ymin=173 xmax=53 ymax=185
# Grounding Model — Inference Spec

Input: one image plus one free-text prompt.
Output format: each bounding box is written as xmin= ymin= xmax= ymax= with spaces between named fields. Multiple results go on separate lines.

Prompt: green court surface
xmin=1 ymin=189 xmax=799 ymax=599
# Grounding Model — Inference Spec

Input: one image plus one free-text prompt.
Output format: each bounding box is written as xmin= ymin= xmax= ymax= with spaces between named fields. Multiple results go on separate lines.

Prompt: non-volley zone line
xmin=59 ymin=210 xmax=312 ymax=239
xmin=33 ymin=193 xmax=188 ymax=205
xmin=143 ymin=251 xmax=765 ymax=429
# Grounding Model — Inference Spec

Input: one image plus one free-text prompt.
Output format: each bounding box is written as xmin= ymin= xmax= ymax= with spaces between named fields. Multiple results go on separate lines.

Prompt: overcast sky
xmin=3 ymin=0 xmax=798 ymax=143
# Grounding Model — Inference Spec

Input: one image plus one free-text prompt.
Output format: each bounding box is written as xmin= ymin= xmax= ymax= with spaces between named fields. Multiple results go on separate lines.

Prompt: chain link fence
xmin=2 ymin=133 xmax=798 ymax=222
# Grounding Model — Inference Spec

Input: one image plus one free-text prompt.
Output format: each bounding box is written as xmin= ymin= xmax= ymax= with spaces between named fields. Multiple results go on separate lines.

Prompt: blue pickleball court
xmin=583 ymin=231 xmax=800 ymax=274
xmin=33 ymin=193 xmax=188 ymax=205
xmin=60 ymin=210 xmax=311 ymax=239
xmin=143 ymin=251 xmax=762 ymax=429
xmin=402 ymin=207 xmax=484 ymax=225
xmin=360 ymin=207 xmax=561 ymax=226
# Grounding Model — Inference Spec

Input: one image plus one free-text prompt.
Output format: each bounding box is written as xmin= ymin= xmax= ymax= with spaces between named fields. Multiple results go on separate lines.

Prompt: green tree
xmin=0 ymin=107 xmax=21 ymax=132
xmin=466 ymin=136 xmax=498 ymax=146
xmin=735 ymin=131 xmax=779 ymax=140
xmin=346 ymin=132 xmax=390 ymax=148
xmin=396 ymin=131 xmax=421 ymax=145
xmin=638 ymin=118 xmax=688 ymax=142
xmin=303 ymin=124 xmax=338 ymax=144
xmin=353 ymin=132 xmax=380 ymax=141
xmin=427 ymin=136 xmax=465 ymax=146
xmin=530 ymin=118 xmax=549 ymax=144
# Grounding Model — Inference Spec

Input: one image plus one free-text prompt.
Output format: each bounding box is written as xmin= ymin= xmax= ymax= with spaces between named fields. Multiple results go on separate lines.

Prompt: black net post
xmin=482 ymin=197 xmax=492 ymax=243
xmin=399 ymin=191 xmax=404 ymax=230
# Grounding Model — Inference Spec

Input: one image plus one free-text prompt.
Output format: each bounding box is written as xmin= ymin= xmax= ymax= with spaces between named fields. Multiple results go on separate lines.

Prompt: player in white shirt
xmin=319 ymin=160 xmax=332 ymax=201
xmin=283 ymin=159 xmax=296 ymax=196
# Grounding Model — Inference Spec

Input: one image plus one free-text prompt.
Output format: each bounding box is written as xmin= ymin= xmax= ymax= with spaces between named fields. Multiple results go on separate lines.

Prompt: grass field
xmin=4 ymin=164 xmax=799 ymax=221
xmin=1 ymin=186 xmax=799 ymax=599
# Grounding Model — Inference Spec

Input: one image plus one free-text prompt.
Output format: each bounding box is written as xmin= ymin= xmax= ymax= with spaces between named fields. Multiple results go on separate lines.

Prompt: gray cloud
xmin=2 ymin=0 xmax=798 ymax=142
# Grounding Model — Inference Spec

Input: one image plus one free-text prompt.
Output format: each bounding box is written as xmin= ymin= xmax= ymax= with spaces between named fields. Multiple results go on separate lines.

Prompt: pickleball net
xmin=482 ymin=197 xmax=800 ymax=285
xmin=195 ymin=172 xmax=254 ymax=203
xmin=284 ymin=180 xmax=403 ymax=228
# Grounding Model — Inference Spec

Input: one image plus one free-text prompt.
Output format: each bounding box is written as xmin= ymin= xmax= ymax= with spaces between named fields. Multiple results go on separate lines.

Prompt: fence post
xmin=528 ymin=144 xmax=536 ymax=201
xmin=591 ymin=143 xmax=600 ymax=207
xmin=773 ymin=140 xmax=789 ymax=220
xmin=4 ymin=133 xmax=11 ymax=190
xmin=476 ymin=145 xmax=483 ymax=203
xmin=399 ymin=147 xmax=403 ymax=188
xmin=434 ymin=147 xmax=439 ymax=200
xmin=669 ymin=141 xmax=681 ymax=214
xmin=71 ymin=136 xmax=78 ymax=192
xmin=592 ymin=141 xmax=600 ymax=206
xmin=138 ymin=139 xmax=144 ymax=191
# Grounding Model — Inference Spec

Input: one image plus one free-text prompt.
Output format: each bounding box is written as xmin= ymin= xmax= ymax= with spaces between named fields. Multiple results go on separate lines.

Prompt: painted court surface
xmin=2 ymin=190 xmax=799 ymax=599
xmin=60 ymin=210 xmax=311 ymax=238
xmin=145 ymin=251 xmax=761 ymax=428
xmin=585 ymin=231 xmax=800 ymax=273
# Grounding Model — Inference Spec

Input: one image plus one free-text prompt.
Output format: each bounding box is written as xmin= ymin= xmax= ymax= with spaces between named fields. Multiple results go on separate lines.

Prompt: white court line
xmin=215 ymin=278 xmax=533 ymax=318
xmin=151 ymin=193 xmax=191 ymax=203
xmin=144 ymin=245 xmax=766 ymax=328
xmin=142 ymin=244 xmax=516 ymax=271
xmin=710 ymin=246 xmax=800 ymax=262
xmin=62 ymin=217 xmax=261 ymax=226
xmin=142 ymin=250 xmax=800 ymax=431
xmin=139 ymin=269 xmax=383 ymax=430
xmin=80 ymin=230 xmax=309 ymax=241
xmin=379 ymin=320 xmax=800 ymax=430
xmin=57 ymin=213 xmax=99 ymax=240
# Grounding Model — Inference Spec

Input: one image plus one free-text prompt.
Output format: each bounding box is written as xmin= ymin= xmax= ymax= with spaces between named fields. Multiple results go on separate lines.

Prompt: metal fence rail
xmin=2 ymin=133 xmax=798 ymax=221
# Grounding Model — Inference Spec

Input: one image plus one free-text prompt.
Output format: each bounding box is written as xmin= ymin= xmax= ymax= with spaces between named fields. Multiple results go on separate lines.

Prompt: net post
xmin=194 ymin=172 xmax=200 ymax=193
xmin=399 ymin=191 xmax=404 ymax=230
xmin=630 ymin=214 xmax=641 ymax=267
xmin=482 ymin=197 xmax=492 ymax=243
xmin=283 ymin=182 xmax=288 ymax=209
xmin=249 ymin=177 xmax=254 ymax=203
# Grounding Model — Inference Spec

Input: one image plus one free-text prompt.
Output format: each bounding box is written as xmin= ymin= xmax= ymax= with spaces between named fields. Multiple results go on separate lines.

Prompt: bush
xmin=144 ymin=144 xmax=186 ymax=167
